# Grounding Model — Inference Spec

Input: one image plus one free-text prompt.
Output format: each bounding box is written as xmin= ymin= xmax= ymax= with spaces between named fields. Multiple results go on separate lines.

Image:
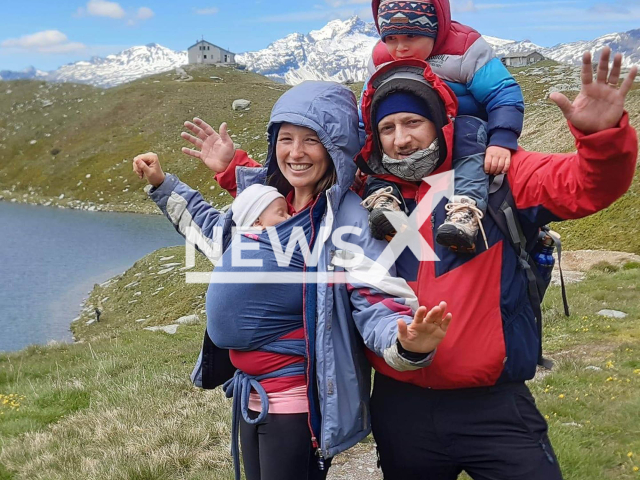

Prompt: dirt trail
xmin=327 ymin=443 xmax=382 ymax=480
xmin=552 ymin=249 xmax=640 ymax=285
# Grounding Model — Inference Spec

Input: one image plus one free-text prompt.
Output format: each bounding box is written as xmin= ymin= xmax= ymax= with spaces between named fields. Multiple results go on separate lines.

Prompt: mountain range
xmin=1 ymin=17 xmax=639 ymax=88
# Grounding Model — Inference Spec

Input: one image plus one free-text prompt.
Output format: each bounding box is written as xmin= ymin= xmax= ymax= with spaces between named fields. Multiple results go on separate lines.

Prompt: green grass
xmin=511 ymin=63 xmax=640 ymax=255
xmin=1 ymin=60 xmax=640 ymax=479
xmin=2 ymin=62 xmax=639 ymax=252
xmin=0 ymin=65 xmax=289 ymax=213
xmin=1 ymin=248 xmax=640 ymax=479
xmin=70 ymin=246 xmax=210 ymax=342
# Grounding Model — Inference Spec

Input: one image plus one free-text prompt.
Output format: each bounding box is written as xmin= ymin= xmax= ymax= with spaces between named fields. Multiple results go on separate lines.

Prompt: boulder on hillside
xmin=144 ymin=324 xmax=179 ymax=335
xmin=176 ymin=314 xmax=200 ymax=325
xmin=232 ymin=99 xmax=251 ymax=111
xmin=597 ymin=309 xmax=627 ymax=319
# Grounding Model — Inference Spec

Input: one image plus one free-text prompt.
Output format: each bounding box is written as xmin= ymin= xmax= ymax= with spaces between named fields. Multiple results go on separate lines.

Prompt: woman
xmin=133 ymin=81 xmax=451 ymax=480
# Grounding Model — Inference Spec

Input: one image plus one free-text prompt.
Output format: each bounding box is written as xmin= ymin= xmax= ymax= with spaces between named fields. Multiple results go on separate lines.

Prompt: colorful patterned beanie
xmin=378 ymin=1 xmax=438 ymax=41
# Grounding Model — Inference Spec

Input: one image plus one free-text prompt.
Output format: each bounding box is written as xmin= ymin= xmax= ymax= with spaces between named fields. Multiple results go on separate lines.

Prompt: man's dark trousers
xmin=371 ymin=372 xmax=563 ymax=480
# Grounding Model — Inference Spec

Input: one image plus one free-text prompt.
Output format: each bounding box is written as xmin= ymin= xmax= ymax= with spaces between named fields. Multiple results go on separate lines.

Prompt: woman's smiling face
xmin=275 ymin=123 xmax=331 ymax=191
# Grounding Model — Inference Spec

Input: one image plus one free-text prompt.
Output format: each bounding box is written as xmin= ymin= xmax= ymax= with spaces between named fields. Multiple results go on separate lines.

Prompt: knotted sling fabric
xmin=206 ymin=209 xmax=313 ymax=479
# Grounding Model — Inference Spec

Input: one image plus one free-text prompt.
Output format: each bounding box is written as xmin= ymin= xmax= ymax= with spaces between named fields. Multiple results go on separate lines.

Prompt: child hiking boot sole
xmin=436 ymin=223 xmax=476 ymax=253
xmin=369 ymin=208 xmax=397 ymax=241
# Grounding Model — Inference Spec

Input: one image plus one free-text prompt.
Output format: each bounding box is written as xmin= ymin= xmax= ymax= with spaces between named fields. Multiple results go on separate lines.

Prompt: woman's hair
xmin=266 ymin=125 xmax=338 ymax=198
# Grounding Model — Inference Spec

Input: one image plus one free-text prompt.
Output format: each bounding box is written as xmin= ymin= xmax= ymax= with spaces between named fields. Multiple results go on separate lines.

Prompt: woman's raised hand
xmin=181 ymin=118 xmax=236 ymax=173
xmin=397 ymin=302 xmax=452 ymax=354
xmin=133 ymin=152 xmax=165 ymax=188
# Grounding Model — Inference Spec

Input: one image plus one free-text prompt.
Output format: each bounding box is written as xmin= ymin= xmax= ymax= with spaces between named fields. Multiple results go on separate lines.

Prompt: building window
xmin=204 ymin=55 xmax=207 ymax=59
xmin=207 ymin=46 xmax=210 ymax=50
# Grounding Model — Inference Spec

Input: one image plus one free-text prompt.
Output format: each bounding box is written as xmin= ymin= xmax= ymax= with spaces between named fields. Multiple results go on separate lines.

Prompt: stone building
xmin=501 ymin=51 xmax=545 ymax=68
xmin=188 ymin=40 xmax=235 ymax=65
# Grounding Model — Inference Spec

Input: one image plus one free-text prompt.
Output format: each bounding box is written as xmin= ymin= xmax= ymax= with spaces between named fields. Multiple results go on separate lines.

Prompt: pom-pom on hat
xmin=378 ymin=1 xmax=438 ymax=42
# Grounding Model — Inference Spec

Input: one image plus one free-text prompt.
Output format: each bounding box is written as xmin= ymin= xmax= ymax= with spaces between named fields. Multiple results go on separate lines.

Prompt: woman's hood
xmin=264 ymin=81 xmax=361 ymax=202
xmin=371 ymin=0 xmax=452 ymax=54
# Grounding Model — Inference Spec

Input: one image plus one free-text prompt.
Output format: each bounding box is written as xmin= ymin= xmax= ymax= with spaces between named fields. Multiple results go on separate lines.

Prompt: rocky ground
xmin=552 ymin=250 xmax=640 ymax=285
xmin=328 ymin=442 xmax=381 ymax=480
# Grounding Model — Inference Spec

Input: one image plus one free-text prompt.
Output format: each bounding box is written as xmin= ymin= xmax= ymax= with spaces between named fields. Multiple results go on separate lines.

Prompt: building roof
xmin=187 ymin=40 xmax=235 ymax=54
xmin=501 ymin=51 xmax=543 ymax=59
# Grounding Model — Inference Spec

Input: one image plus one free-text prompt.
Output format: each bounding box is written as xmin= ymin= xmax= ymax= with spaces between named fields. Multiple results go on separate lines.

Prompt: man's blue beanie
xmin=375 ymin=91 xmax=432 ymax=125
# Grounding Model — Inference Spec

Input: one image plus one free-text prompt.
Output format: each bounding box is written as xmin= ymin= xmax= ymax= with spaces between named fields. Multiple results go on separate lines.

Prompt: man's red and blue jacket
xmin=358 ymin=60 xmax=638 ymax=389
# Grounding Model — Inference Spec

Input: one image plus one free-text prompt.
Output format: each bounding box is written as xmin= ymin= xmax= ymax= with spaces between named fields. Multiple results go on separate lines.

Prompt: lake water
xmin=0 ymin=202 xmax=183 ymax=353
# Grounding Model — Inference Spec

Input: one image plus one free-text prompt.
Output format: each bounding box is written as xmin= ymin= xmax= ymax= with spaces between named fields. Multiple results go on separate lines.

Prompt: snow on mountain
xmin=2 ymin=18 xmax=639 ymax=89
xmin=48 ymin=44 xmax=187 ymax=88
xmin=235 ymin=19 xmax=550 ymax=85
xmin=491 ymin=40 xmax=546 ymax=58
xmin=238 ymin=18 xmax=640 ymax=85
xmin=544 ymin=29 xmax=640 ymax=68
xmin=0 ymin=44 xmax=186 ymax=88
xmin=0 ymin=66 xmax=48 ymax=81
xmin=483 ymin=35 xmax=517 ymax=49
xmin=236 ymin=16 xmax=379 ymax=85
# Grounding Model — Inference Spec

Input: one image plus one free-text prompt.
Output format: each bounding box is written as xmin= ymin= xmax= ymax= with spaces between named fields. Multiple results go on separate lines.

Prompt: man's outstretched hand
xmin=397 ymin=302 xmax=452 ymax=354
xmin=549 ymin=47 xmax=637 ymax=135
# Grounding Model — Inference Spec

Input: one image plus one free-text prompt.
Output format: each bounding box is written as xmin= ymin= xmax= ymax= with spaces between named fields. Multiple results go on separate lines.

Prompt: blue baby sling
xmin=206 ymin=210 xmax=313 ymax=480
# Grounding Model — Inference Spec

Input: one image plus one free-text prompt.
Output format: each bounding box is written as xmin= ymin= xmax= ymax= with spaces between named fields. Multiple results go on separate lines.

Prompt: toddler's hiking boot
xmin=436 ymin=196 xmax=488 ymax=253
xmin=361 ymin=186 xmax=404 ymax=241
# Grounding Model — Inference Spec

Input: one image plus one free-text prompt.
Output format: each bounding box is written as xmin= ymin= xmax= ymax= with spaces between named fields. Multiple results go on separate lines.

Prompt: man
xmin=356 ymin=48 xmax=637 ymax=479
xmin=173 ymin=47 xmax=637 ymax=479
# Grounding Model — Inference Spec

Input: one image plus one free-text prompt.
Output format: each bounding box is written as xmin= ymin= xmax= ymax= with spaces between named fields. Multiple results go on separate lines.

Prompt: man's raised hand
xmin=549 ymin=47 xmax=637 ymax=135
xmin=397 ymin=302 xmax=452 ymax=354
xmin=181 ymin=118 xmax=236 ymax=173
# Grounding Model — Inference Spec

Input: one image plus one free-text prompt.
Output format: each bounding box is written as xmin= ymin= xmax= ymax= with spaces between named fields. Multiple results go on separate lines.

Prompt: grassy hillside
xmin=510 ymin=61 xmax=640 ymax=254
xmin=1 ymin=62 xmax=639 ymax=251
xmin=1 ymin=248 xmax=639 ymax=479
xmin=0 ymin=65 xmax=288 ymax=213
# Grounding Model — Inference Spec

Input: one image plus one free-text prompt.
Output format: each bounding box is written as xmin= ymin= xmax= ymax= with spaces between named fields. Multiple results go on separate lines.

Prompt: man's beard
xmin=381 ymin=138 xmax=440 ymax=181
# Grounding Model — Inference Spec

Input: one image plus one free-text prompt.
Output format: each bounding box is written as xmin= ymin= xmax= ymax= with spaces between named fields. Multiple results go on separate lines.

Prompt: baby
xmin=231 ymin=184 xmax=290 ymax=230
xmin=361 ymin=0 xmax=525 ymax=252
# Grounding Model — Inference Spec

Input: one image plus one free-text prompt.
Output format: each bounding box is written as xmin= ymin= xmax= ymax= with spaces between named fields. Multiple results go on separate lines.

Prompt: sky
xmin=1 ymin=0 xmax=639 ymax=71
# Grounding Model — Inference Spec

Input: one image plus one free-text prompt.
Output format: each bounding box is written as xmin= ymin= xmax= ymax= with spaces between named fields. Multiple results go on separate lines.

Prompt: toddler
xmin=362 ymin=0 xmax=524 ymax=252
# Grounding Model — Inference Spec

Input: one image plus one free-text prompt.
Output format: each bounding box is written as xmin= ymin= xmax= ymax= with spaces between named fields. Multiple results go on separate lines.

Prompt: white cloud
xmin=137 ymin=7 xmax=154 ymax=19
xmin=0 ymin=30 xmax=86 ymax=54
xmin=451 ymin=0 xmax=477 ymax=13
xmin=195 ymin=7 xmax=220 ymax=15
xmin=84 ymin=0 xmax=126 ymax=19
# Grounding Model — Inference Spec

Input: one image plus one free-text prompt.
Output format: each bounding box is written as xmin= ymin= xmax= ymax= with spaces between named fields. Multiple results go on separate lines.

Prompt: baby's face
xmin=255 ymin=197 xmax=291 ymax=228
xmin=384 ymin=35 xmax=435 ymax=60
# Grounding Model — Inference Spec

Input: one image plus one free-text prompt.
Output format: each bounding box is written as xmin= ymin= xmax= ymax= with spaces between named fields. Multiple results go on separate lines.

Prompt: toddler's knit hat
xmin=378 ymin=0 xmax=438 ymax=42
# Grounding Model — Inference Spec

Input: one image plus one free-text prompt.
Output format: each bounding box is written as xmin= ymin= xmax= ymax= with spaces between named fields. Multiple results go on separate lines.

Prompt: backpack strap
xmin=488 ymin=175 xmax=554 ymax=370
